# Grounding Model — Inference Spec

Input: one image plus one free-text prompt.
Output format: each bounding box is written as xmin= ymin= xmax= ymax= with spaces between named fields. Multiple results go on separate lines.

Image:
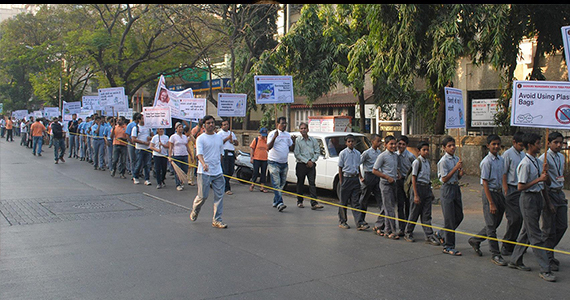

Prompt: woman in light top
xmin=169 ymin=122 xmax=192 ymax=191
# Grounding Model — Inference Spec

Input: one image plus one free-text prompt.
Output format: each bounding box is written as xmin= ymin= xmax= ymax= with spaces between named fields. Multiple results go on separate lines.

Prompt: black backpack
xmin=404 ymin=158 xmax=422 ymax=199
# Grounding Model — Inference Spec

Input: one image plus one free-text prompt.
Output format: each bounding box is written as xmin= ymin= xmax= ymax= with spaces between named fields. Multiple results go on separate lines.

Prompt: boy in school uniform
xmin=404 ymin=141 xmax=440 ymax=246
xmin=372 ymin=135 xmax=400 ymax=240
xmin=396 ymin=135 xmax=416 ymax=236
xmin=434 ymin=136 xmax=464 ymax=256
xmin=338 ymin=134 xmax=368 ymax=230
xmin=500 ymin=131 xmax=525 ymax=256
xmin=468 ymin=134 xmax=508 ymax=266
xmin=508 ymin=133 xmax=556 ymax=282
xmin=359 ymin=134 xmax=385 ymax=236
xmin=538 ymin=131 xmax=568 ymax=272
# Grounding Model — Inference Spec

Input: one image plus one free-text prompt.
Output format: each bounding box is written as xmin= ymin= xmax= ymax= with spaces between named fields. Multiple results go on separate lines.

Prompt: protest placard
xmin=217 ymin=93 xmax=247 ymax=117
xmin=444 ymin=87 xmax=466 ymax=129
xmin=81 ymin=96 xmax=101 ymax=111
xmin=11 ymin=110 xmax=28 ymax=120
xmin=179 ymin=98 xmax=206 ymax=120
xmin=98 ymin=87 xmax=128 ymax=112
xmin=254 ymin=75 xmax=294 ymax=104
xmin=143 ymin=106 xmax=172 ymax=129
xmin=153 ymin=75 xmax=194 ymax=119
xmin=510 ymin=80 xmax=570 ymax=130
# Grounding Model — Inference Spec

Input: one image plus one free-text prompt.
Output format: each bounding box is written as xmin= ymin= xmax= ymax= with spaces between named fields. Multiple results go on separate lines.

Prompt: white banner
xmin=217 ymin=93 xmax=247 ymax=117
xmin=143 ymin=106 xmax=172 ymax=129
xmin=153 ymin=75 xmax=194 ymax=119
xmin=444 ymin=87 xmax=465 ymax=129
xmin=78 ymin=110 xmax=94 ymax=122
xmin=562 ymin=26 xmax=570 ymax=81
xmin=471 ymin=99 xmax=498 ymax=127
xmin=510 ymin=80 xmax=570 ymax=130
xmin=43 ymin=107 xmax=60 ymax=119
xmin=98 ymin=87 xmax=128 ymax=112
xmin=81 ymin=96 xmax=102 ymax=111
xmin=179 ymin=98 xmax=207 ymax=120
xmin=11 ymin=110 xmax=28 ymax=120
xmin=254 ymin=75 xmax=294 ymax=104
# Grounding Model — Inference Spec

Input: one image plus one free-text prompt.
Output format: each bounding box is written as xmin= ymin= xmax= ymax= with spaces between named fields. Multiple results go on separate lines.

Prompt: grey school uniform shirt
xmin=361 ymin=147 xmax=382 ymax=173
xmin=480 ymin=152 xmax=504 ymax=190
xmin=373 ymin=149 xmax=399 ymax=184
xmin=398 ymin=149 xmax=416 ymax=176
xmin=517 ymin=153 xmax=544 ymax=192
xmin=538 ymin=149 xmax=565 ymax=190
xmin=411 ymin=155 xmax=431 ymax=184
xmin=438 ymin=152 xmax=460 ymax=184
xmin=503 ymin=146 xmax=525 ymax=187
xmin=338 ymin=147 xmax=361 ymax=176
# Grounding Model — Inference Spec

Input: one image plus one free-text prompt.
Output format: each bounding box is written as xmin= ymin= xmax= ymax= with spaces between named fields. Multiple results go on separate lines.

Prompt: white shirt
xmin=196 ymin=133 xmax=224 ymax=176
xmin=131 ymin=124 xmax=152 ymax=150
xmin=20 ymin=122 xmax=28 ymax=133
xmin=169 ymin=133 xmax=189 ymax=156
xmin=150 ymin=134 xmax=169 ymax=157
xmin=217 ymin=129 xmax=237 ymax=152
xmin=267 ymin=129 xmax=293 ymax=164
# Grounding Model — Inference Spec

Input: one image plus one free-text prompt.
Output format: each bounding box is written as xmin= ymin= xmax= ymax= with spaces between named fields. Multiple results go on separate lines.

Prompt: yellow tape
xmin=69 ymin=131 xmax=570 ymax=256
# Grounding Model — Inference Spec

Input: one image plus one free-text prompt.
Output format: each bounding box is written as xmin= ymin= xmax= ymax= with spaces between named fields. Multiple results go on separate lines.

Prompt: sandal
xmin=388 ymin=233 xmax=400 ymax=240
xmin=260 ymin=188 xmax=268 ymax=193
xmin=442 ymin=248 xmax=462 ymax=256
xmin=373 ymin=226 xmax=385 ymax=237
xmin=249 ymin=185 xmax=254 ymax=192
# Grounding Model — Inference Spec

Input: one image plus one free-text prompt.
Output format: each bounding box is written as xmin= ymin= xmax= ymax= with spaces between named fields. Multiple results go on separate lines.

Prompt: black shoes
xmin=491 ymin=255 xmax=507 ymax=266
xmin=468 ymin=238 xmax=483 ymax=256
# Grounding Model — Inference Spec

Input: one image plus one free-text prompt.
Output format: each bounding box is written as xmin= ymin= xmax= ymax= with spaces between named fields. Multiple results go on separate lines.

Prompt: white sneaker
xmin=144 ymin=180 xmax=151 ymax=186
xmin=133 ymin=178 xmax=140 ymax=184
xmin=176 ymin=185 xmax=184 ymax=191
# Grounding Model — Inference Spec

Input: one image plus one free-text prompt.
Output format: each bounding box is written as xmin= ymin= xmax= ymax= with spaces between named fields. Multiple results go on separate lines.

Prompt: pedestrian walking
xmin=267 ymin=117 xmax=295 ymax=212
xmin=91 ymin=116 xmax=106 ymax=171
xmin=30 ymin=118 xmax=46 ymax=156
xmin=5 ymin=116 xmax=14 ymax=142
xmin=150 ymin=128 xmax=170 ymax=189
xmin=51 ymin=117 xmax=66 ymax=164
xmin=372 ymin=135 xmax=399 ymax=239
xmin=131 ymin=114 xmax=153 ymax=185
xmin=359 ymin=134 xmax=385 ymax=235
xmin=110 ymin=116 xmax=128 ymax=179
xmin=396 ymin=135 xmax=415 ymax=236
xmin=218 ymin=119 xmax=239 ymax=195
xmin=68 ymin=114 xmax=79 ymax=158
xmin=169 ymin=122 xmax=191 ymax=191
xmin=190 ymin=115 xmax=227 ymax=229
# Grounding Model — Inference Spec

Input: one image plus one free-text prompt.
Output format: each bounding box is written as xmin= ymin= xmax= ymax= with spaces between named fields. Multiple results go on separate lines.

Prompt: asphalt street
xmin=1 ymin=139 xmax=569 ymax=300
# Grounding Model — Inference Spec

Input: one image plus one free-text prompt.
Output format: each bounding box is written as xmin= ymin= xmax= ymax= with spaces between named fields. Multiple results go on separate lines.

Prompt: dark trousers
xmin=380 ymin=181 xmax=398 ymax=235
xmin=154 ymin=156 xmax=168 ymax=186
xmin=296 ymin=162 xmax=318 ymax=206
xmin=396 ymin=178 xmax=410 ymax=232
xmin=222 ymin=152 xmax=235 ymax=192
xmin=502 ymin=185 xmax=523 ymax=253
xmin=438 ymin=183 xmax=463 ymax=249
xmin=112 ymin=144 xmax=127 ymax=175
xmin=541 ymin=189 xmax=568 ymax=264
xmin=405 ymin=183 xmax=434 ymax=238
xmin=358 ymin=172 xmax=384 ymax=228
xmin=339 ymin=176 xmax=362 ymax=226
xmin=134 ymin=149 xmax=152 ymax=181
xmin=471 ymin=190 xmax=506 ymax=255
xmin=6 ymin=129 xmax=13 ymax=141
xmin=251 ymin=159 xmax=267 ymax=184
xmin=510 ymin=191 xmax=551 ymax=273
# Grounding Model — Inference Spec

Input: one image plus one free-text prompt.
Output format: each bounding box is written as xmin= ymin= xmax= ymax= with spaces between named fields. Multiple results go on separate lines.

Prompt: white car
xmin=286 ymin=132 xmax=371 ymax=197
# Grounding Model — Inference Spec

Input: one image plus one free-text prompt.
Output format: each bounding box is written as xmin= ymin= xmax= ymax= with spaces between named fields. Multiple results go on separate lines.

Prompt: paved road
xmin=1 ymin=139 xmax=569 ymax=299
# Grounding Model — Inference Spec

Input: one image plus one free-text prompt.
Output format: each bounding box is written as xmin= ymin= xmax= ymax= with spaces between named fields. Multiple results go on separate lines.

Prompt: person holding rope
xmin=169 ymin=122 xmax=191 ymax=191
xmin=110 ymin=116 xmax=128 ymax=179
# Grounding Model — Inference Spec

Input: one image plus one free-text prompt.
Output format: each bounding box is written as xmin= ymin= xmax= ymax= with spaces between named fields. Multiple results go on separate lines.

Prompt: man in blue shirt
xmin=125 ymin=113 xmax=140 ymax=176
xmin=91 ymin=116 xmax=106 ymax=171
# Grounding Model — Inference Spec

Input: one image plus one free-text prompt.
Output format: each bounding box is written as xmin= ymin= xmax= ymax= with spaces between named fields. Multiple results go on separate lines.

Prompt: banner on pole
xmin=444 ymin=87 xmax=466 ymax=129
xmin=143 ymin=106 xmax=172 ymax=129
xmin=81 ymin=96 xmax=102 ymax=111
xmin=254 ymin=75 xmax=294 ymax=104
xmin=218 ymin=93 xmax=247 ymax=117
xmin=179 ymin=98 xmax=207 ymax=120
xmin=98 ymin=87 xmax=128 ymax=112
xmin=510 ymin=80 xmax=570 ymax=130
xmin=153 ymin=75 xmax=194 ymax=119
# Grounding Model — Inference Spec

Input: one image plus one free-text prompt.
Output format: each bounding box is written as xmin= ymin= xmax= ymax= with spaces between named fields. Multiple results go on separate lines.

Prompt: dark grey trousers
xmin=502 ymin=185 xmax=523 ymax=253
xmin=405 ymin=183 xmax=434 ymax=238
xmin=338 ymin=176 xmax=362 ymax=226
xmin=510 ymin=191 xmax=551 ymax=273
xmin=541 ymin=189 xmax=568 ymax=264
xmin=438 ymin=183 xmax=463 ymax=249
xmin=471 ymin=190 xmax=506 ymax=255
xmin=358 ymin=172 xmax=384 ymax=228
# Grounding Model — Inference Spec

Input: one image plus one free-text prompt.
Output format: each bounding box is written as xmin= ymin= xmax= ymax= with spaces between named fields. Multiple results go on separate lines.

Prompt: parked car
xmin=286 ymin=132 xmax=371 ymax=197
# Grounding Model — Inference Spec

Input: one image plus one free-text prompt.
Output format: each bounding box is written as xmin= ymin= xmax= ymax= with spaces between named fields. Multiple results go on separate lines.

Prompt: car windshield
xmin=326 ymin=135 xmax=371 ymax=157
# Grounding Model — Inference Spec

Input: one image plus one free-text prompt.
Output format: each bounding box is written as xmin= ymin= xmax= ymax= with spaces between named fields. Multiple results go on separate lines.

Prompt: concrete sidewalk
xmin=1 ymin=139 xmax=569 ymax=299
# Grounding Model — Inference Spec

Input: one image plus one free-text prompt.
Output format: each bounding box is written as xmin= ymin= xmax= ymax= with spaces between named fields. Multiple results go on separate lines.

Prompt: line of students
xmin=338 ymin=132 xmax=567 ymax=282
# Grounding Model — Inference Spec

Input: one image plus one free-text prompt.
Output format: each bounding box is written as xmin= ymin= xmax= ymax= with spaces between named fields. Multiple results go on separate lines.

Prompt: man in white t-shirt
xmin=131 ymin=114 xmax=153 ymax=185
xmin=267 ymin=116 xmax=296 ymax=212
xmin=190 ymin=115 xmax=227 ymax=229
xmin=217 ymin=119 xmax=239 ymax=195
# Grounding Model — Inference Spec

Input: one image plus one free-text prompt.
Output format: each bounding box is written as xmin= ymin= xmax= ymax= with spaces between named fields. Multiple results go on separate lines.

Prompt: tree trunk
xmin=358 ymin=88 xmax=366 ymax=133
xmin=434 ymin=94 xmax=446 ymax=135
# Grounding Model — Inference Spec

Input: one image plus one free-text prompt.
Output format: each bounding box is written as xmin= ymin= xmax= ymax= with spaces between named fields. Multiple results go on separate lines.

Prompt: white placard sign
xmin=43 ymin=107 xmax=60 ymax=119
xmin=11 ymin=110 xmax=28 ymax=120
xmin=444 ymin=87 xmax=466 ymax=129
xmin=510 ymin=80 xmax=570 ymax=129
xmin=143 ymin=106 xmax=172 ymax=129
xmin=98 ymin=87 xmax=128 ymax=112
xmin=153 ymin=75 xmax=194 ymax=119
xmin=562 ymin=26 xmax=570 ymax=81
xmin=82 ymin=96 xmax=102 ymax=111
xmin=218 ymin=93 xmax=247 ymax=117
xmin=254 ymin=75 xmax=294 ymax=104
xmin=471 ymin=99 xmax=498 ymax=127
xmin=179 ymin=98 xmax=207 ymax=120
